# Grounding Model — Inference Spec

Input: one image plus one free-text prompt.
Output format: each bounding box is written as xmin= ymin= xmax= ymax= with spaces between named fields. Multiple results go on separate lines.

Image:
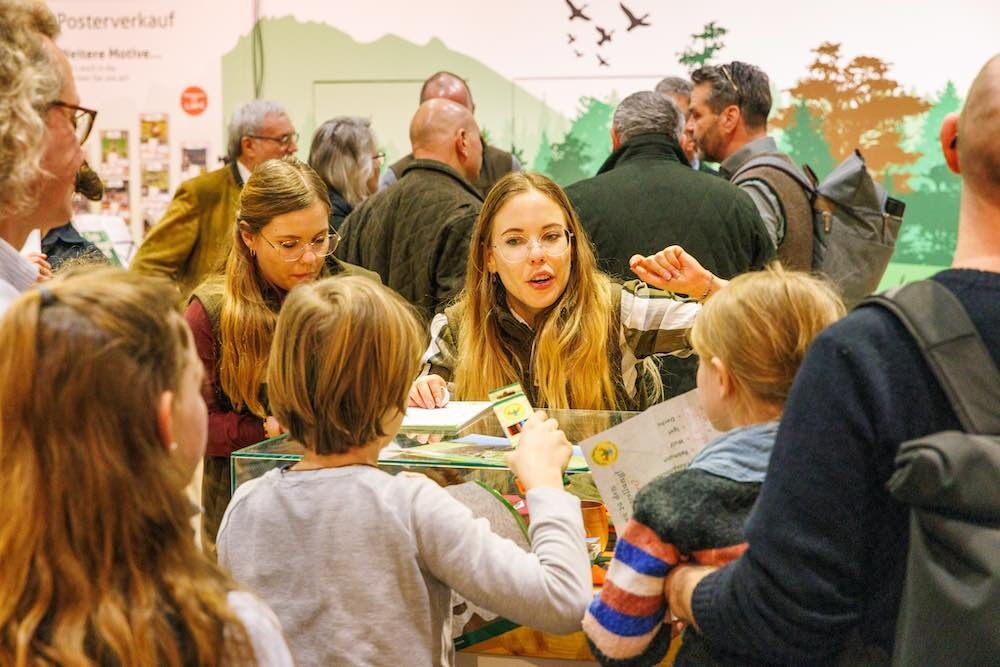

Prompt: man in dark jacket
xmin=336 ymin=98 xmax=483 ymax=321
xmin=566 ymin=90 xmax=772 ymax=397
xmin=380 ymin=71 xmax=519 ymax=197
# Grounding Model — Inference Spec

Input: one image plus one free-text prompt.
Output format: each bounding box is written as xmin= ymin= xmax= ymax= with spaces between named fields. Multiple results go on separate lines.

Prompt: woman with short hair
xmin=308 ymin=116 xmax=383 ymax=231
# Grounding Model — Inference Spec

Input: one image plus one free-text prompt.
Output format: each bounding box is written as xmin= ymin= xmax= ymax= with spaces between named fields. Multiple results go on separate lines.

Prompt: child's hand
xmin=264 ymin=416 xmax=285 ymax=439
xmin=408 ymin=374 xmax=449 ymax=408
xmin=506 ymin=411 xmax=571 ymax=491
xmin=629 ymin=246 xmax=725 ymax=301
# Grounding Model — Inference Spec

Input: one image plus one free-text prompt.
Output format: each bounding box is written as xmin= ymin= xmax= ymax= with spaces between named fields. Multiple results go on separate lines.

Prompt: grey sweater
xmin=218 ymin=465 xmax=592 ymax=666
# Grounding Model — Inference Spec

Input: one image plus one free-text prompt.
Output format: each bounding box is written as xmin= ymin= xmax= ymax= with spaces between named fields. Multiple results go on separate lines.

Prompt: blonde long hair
xmin=690 ymin=263 xmax=845 ymax=409
xmin=219 ymin=157 xmax=331 ymax=416
xmin=453 ymin=172 xmax=620 ymax=410
xmin=0 ymin=268 xmax=253 ymax=665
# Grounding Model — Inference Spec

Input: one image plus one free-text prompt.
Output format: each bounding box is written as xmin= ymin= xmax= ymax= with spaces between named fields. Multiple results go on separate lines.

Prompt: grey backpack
xmin=733 ymin=150 xmax=906 ymax=308
xmin=863 ymin=280 xmax=1000 ymax=666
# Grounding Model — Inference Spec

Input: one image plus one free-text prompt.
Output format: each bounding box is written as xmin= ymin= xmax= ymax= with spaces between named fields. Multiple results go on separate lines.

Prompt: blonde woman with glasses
xmin=185 ymin=156 xmax=377 ymax=549
xmin=411 ymin=171 xmax=727 ymax=412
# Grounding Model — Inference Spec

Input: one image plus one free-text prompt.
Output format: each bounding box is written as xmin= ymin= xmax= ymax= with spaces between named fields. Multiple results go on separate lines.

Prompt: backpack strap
xmin=864 ymin=280 xmax=1000 ymax=434
xmin=732 ymin=154 xmax=815 ymax=271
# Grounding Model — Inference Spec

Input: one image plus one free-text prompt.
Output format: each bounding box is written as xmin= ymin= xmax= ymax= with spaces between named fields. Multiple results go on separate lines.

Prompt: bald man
xmin=380 ymin=71 xmax=520 ymax=197
xmin=335 ymin=99 xmax=483 ymax=319
xmin=642 ymin=54 xmax=1000 ymax=665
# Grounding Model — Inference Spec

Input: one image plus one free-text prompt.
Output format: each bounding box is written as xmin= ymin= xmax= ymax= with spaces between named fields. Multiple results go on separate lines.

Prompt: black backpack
xmin=863 ymin=280 xmax=1000 ymax=665
xmin=733 ymin=150 xmax=906 ymax=308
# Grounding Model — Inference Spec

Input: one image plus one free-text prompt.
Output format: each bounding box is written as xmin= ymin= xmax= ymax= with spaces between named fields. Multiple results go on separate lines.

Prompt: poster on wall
xmin=99 ymin=129 xmax=131 ymax=225
xmin=139 ymin=114 xmax=171 ymax=236
xmin=181 ymin=145 xmax=208 ymax=182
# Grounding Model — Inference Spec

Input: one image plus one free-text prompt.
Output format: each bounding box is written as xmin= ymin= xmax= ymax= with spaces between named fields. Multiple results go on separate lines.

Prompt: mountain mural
xmin=224 ymin=18 xmax=961 ymax=282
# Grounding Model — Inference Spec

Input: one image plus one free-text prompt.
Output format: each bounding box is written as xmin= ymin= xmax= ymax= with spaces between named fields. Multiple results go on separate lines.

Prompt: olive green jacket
xmin=131 ymin=162 xmax=242 ymax=300
xmin=335 ymin=159 xmax=483 ymax=322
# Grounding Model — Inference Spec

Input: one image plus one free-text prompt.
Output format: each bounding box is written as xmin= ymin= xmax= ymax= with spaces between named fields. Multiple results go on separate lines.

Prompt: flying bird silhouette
xmin=567 ymin=33 xmax=576 ymax=44
xmin=620 ymin=3 xmax=651 ymax=30
xmin=574 ymin=49 xmax=584 ymax=58
xmin=597 ymin=54 xmax=609 ymax=67
xmin=565 ymin=0 xmax=591 ymax=21
xmin=596 ymin=26 xmax=614 ymax=46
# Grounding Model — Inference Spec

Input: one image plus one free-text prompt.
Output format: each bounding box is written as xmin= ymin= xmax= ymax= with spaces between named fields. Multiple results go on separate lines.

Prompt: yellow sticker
xmin=591 ymin=441 xmax=618 ymax=466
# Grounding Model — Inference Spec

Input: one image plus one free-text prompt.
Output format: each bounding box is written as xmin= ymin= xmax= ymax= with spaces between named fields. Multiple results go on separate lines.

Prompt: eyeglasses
xmin=247 ymin=132 xmax=299 ymax=146
xmin=720 ymin=64 xmax=742 ymax=107
xmin=258 ymin=231 xmax=340 ymax=262
xmin=50 ymin=101 xmax=97 ymax=144
xmin=493 ymin=228 xmax=573 ymax=263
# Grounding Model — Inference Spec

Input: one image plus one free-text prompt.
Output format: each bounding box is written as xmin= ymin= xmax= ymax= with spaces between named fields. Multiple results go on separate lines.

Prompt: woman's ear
xmin=710 ymin=356 xmax=735 ymax=399
xmin=239 ymin=222 xmax=256 ymax=253
xmin=156 ymin=390 xmax=177 ymax=454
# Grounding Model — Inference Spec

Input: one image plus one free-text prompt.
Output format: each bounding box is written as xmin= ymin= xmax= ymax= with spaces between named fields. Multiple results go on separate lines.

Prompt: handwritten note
xmin=580 ymin=390 xmax=721 ymax=529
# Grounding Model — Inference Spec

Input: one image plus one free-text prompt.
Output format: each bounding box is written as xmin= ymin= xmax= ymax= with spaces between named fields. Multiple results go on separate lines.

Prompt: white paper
xmin=580 ymin=389 xmax=721 ymax=530
xmin=401 ymin=401 xmax=492 ymax=431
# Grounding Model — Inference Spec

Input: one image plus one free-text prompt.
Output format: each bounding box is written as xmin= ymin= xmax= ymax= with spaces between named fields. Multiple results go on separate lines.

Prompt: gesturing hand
xmin=629 ymin=245 xmax=725 ymax=301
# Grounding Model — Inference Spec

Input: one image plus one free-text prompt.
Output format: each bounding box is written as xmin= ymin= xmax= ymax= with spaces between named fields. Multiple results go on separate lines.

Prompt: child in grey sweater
xmin=218 ymin=276 xmax=592 ymax=666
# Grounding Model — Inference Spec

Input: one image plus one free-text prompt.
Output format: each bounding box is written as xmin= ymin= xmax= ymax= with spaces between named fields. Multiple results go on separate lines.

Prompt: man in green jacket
xmin=566 ymin=90 xmax=772 ymax=396
xmin=336 ymin=98 xmax=483 ymax=322
xmin=130 ymin=100 xmax=298 ymax=299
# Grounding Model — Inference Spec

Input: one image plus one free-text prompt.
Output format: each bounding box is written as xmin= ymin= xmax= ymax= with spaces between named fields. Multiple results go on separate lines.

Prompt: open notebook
xmin=400 ymin=401 xmax=492 ymax=432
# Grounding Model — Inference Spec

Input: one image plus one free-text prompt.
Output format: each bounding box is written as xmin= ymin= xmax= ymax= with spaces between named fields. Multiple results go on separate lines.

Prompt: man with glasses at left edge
xmin=0 ymin=1 xmax=88 ymax=314
xmin=132 ymin=100 xmax=299 ymax=300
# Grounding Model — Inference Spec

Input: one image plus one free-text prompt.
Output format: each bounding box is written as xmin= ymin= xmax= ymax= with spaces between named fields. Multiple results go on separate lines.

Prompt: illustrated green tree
xmin=773 ymin=42 xmax=930 ymax=185
xmin=531 ymin=129 xmax=552 ymax=173
xmin=547 ymin=134 xmax=591 ymax=186
xmin=780 ymin=100 xmax=835 ymax=179
xmin=908 ymin=81 xmax=962 ymax=192
xmin=678 ymin=21 xmax=728 ymax=71
xmin=544 ymin=96 xmax=615 ymax=185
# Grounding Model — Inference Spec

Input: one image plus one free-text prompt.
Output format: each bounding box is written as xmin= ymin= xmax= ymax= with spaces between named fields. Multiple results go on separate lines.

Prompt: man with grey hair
xmin=131 ymin=100 xmax=297 ymax=298
xmin=656 ymin=75 xmax=716 ymax=174
xmin=566 ymin=90 xmax=772 ymax=397
xmin=688 ymin=61 xmax=810 ymax=269
xmin=0 ymin=0 xmax=86 ymax=313
xmin=380 ymin=71 xmax=519 ymax=196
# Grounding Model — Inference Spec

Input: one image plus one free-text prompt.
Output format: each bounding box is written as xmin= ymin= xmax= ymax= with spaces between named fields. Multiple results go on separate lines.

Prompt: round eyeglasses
xmin=259 ymin=231 xmax=340 ymax=262
xmin=493 ymin=228 xmax=573 ymax=263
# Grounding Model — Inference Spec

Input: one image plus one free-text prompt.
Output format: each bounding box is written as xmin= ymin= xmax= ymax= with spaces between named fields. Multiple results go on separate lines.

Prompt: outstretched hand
xmin=629 ymin=246 xmax=725 ymax=301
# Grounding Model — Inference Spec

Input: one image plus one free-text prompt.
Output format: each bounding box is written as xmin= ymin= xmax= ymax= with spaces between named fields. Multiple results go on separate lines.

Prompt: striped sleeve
xmin=619 ymin=280 xmax=700 ymax=361
xmin=420 ymin=312 xmax=456 ymax=381
xmin=582 ymin=519 xmax=681 ymax=665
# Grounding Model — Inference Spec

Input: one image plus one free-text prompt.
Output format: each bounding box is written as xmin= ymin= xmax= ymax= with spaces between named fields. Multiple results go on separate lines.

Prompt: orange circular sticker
xmin=180 ymin=86 xmax=208 ymax=116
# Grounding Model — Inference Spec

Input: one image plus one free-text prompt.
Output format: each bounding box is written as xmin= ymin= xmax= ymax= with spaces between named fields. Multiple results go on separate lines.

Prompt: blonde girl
xmin=583 ymin=265 xmax=845 ymax=665
xmin=411 ymin=171 xmax=724 ymax=412
xmin=219 ymin=276 xmax=593 ymax=665
xmin=0 ymin=269 xmax=292 ymax=665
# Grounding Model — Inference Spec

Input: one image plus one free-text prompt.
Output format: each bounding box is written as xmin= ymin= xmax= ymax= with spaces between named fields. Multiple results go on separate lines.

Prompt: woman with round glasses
xmin=410 ymin=171 xmax=726 ymax=411
xmin=185 ymin=156 xmax=377 ymax=548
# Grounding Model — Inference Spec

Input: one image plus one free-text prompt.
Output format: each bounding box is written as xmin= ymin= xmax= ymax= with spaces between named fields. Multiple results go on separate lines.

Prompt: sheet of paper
xmin=401 ymin=401 xmax=491 ymax=432
xmin=579 ymin=389 xmax=721 ymax=530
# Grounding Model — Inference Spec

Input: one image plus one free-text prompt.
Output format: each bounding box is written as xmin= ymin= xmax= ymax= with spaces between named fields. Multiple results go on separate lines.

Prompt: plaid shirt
xmin=421 ymin=280 xmax=699 ymax=406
